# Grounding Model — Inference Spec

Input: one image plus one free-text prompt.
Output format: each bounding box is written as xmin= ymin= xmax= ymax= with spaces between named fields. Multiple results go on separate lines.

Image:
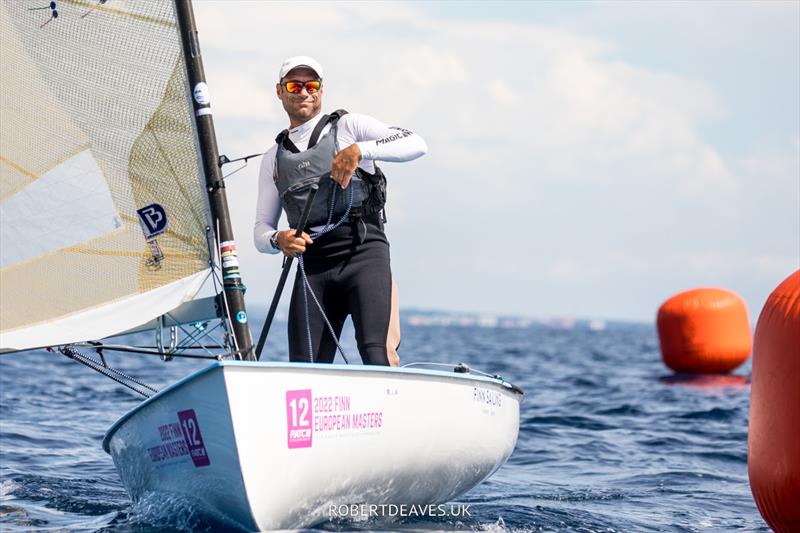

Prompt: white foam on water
xmin=0 ymin=479 xmax=19 ymax=497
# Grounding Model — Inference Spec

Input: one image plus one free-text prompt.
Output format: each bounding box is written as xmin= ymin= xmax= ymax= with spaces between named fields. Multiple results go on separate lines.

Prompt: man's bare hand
xmin=277 ymin=229 xmax=313 ymax=257
xmin=331 ymin=143 xmax=361 ymax=189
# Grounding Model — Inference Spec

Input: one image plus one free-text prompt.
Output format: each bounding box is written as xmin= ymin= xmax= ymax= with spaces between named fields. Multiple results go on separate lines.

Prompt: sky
xmin=192 ymin=1 xmax=799 ymax=323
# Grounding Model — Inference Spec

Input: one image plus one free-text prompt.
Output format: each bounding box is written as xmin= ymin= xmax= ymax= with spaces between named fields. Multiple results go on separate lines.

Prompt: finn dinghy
xmin=0 ymin=1 xmax=522 ymax=529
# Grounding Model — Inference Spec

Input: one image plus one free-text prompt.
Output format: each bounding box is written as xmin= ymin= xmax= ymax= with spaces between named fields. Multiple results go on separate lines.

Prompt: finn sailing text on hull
xmin=254 ymin=56 xmax=427 ymax=366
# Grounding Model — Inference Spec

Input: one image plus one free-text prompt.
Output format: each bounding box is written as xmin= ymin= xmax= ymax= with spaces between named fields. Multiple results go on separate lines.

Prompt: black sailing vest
xmin=274 ymin=110 xmax=387 ymax=228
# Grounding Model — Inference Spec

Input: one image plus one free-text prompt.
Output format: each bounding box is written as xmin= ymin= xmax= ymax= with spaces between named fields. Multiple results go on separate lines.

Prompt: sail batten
xmin=0 ymin=155 xmax=38 ymax=182
xmin=0 ymin=1 xmax=218 ymax=350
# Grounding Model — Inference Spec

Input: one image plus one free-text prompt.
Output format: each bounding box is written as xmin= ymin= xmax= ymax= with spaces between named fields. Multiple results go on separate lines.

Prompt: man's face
xmin=276 ymin=67 xmax=323 ymax=125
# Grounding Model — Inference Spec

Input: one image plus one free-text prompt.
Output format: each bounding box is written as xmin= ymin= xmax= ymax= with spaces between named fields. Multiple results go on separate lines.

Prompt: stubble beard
xmin=285 ymin=98 xmax=321 ymax=127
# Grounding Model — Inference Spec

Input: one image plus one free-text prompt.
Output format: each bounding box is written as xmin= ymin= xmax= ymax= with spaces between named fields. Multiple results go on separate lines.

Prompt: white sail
xmin=0 ymin=1 xmax=215 ymax=351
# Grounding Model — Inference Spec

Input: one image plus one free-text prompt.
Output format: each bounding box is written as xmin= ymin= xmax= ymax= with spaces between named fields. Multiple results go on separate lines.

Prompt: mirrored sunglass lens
xmin=285 ymin=81 xmax=302 ymax=93
xmin=305 ymin=81 xmax=320 ymax=93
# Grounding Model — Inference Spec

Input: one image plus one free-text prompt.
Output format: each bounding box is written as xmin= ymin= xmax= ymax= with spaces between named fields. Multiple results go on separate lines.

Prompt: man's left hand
xmin=331 ymin=144 xmax=362 ymax=189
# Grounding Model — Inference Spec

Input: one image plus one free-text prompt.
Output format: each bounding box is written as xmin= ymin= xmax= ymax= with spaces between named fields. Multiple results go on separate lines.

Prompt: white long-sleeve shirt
xmin=254 ymin=112 xmax=427 ymax=253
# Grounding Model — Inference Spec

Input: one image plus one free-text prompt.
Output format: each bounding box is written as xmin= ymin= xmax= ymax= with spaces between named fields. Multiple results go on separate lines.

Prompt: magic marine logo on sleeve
xmin=375 ymin=127 xmax=413 ymax=146
xmin=136 ymin=203 xmax=168 ymax=269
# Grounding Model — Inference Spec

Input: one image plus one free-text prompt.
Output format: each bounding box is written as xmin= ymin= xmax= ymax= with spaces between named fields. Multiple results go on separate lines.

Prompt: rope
xmin=72 ymin=342 xmax=225 ymax=359
xmin=296 ymin=183 xmax=355 ymax=363
xmin=58 ymin=345 xmax=157 ymax=398
xmin=297 ymin=255 xmax=350 ymax=364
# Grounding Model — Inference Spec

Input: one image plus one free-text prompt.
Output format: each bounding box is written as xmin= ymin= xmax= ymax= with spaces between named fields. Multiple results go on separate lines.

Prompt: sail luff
xmin=173 ymin=0 xmax=255 ymax=360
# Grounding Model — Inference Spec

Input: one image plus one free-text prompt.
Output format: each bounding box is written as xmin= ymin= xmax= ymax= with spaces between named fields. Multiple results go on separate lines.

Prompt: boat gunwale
xmin=102 ymin=361 xmax=523 ymax=453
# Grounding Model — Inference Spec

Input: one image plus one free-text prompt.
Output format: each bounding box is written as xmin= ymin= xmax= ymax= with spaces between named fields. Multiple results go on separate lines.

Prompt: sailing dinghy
xmin=0 ymin=1 xmax=522 ymax=529
xmin=104 ymin=361 xmax=522 ymax=530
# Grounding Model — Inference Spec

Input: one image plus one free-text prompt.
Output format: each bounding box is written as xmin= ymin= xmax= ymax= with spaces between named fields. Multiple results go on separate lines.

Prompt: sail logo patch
xmin=137 ymin=203 xmax=168 ymax=239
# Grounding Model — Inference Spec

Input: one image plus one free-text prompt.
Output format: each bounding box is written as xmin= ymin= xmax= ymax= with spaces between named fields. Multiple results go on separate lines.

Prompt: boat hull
xmin=104 ymin=362 xmax=522 ymax=530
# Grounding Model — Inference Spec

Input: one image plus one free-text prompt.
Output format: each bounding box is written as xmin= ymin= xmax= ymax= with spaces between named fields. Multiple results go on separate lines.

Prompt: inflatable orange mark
xmin=748 ymin=269 xmax=800 ymax=532
xmin=657 ymin=288 xmax=752 ymax=374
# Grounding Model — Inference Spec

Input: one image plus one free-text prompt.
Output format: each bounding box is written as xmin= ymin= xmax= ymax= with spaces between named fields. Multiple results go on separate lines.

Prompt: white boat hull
xmin=104 ymin=362 xmax=522 ymax=530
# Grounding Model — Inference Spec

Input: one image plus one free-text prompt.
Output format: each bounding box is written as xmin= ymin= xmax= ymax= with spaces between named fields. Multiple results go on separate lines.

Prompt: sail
xmin=0 ymin=1 xmax=215 ymax=351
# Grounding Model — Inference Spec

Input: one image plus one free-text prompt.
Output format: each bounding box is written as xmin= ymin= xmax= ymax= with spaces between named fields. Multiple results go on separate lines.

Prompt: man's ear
xmin=276 ymin=83 xmax=282 ymax=99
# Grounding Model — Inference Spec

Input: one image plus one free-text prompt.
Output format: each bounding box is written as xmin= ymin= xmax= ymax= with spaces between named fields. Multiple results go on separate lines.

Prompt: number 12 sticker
xmin=177 ymin=409 xmax=210 ymax=467
xmin=286 ymin=389 xmax=313 ymax=449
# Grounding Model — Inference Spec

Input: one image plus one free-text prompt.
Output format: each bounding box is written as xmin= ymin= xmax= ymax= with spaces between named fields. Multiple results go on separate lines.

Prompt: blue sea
xmin=0 ymin=318 xmax=765 ymax=532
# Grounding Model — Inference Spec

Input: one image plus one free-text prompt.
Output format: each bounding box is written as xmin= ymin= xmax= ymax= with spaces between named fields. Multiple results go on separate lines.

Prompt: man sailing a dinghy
xmin=254 ymin=56 xmax=427 ymax=366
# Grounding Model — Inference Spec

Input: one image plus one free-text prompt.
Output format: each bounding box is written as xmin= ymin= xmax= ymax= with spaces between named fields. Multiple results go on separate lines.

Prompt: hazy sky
xmin=193 ymin=1 xmax=799 ymax=323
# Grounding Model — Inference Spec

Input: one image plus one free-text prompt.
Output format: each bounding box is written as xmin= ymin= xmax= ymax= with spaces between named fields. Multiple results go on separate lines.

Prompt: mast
xmin=174 ymin=0 xmax=255 ymax=361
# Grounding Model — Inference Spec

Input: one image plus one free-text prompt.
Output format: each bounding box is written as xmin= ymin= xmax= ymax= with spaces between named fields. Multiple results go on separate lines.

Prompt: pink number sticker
xmin=177 ymin=409 xmax=210 ymax=467
xmin=286 ymin=389 xmax=313 ymax=448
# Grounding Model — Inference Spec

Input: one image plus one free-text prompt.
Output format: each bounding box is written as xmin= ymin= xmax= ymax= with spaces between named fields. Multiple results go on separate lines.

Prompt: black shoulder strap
xmin=309 ymin=109 xmax=349 ymax=147
xmin=307 ymin=113 xmax=330 ymax=149
xmin=329 ymin=108 xmax=348 ymax=121
xmin=274 ymin=129 xmax=300 ymax=154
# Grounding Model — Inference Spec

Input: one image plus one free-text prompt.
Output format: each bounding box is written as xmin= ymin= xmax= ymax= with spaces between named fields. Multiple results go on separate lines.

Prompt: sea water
xmin=0 ymin=319 xmax=765 ymax=532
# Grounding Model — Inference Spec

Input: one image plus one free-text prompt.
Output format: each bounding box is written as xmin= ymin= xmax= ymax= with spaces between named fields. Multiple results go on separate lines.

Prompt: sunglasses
xmin=282 ymin=80 xmax=322 ymax=94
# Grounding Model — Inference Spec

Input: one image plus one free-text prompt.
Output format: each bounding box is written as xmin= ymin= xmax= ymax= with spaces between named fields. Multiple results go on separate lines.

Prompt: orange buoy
xmin=656 ymin=288 xmax=751 ymax=373
xmin=748 ymin=270 xmax=800 ymax=532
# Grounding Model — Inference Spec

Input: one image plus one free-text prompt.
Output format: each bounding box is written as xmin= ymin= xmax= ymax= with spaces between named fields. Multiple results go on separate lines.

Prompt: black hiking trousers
xmin=287 ymin=213 xmax=394 ymax=365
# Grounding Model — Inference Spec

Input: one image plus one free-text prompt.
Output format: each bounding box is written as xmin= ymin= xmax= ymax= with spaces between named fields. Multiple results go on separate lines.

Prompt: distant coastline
xmin=399 ymin=308 xmax=649 ymax=330
xmin=251 ymin=306 xmax=650 ymax=330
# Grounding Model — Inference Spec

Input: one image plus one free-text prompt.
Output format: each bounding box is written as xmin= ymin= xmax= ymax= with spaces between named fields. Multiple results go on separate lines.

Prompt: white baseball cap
xmin=278 ymin=56 xmax=324 ymax=81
